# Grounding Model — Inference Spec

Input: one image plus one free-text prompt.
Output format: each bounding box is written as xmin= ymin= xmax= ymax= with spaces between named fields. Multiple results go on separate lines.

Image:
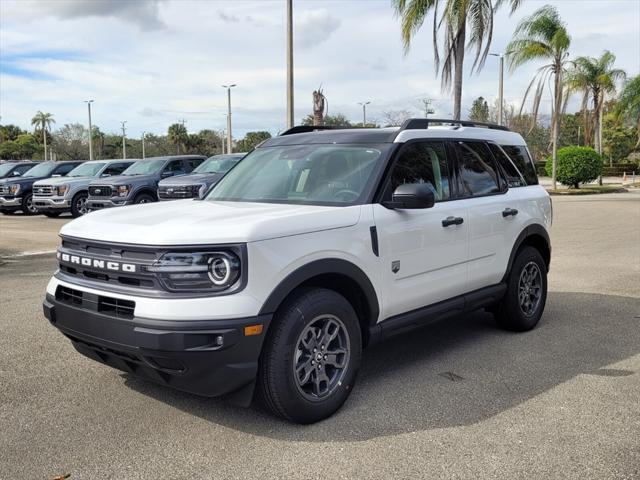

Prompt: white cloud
xmin=296 ymin=9 xmax=342 ymax=49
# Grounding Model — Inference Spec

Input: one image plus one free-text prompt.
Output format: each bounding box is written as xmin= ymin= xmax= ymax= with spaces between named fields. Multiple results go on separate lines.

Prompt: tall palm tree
xmin=506 ymin=5 xmax=571 ymax=190
xmin=31 ymin=111 xmax=55 ymax=161
xmin=567 ymin=50 xmax=625 ymax=154
xmin=393 ymin=0 xmax=522 ymax=120
xmin=614 ymin=75 xmax=640 ymax=148
xmin=167 ymin=123 xmax=188 ymax=154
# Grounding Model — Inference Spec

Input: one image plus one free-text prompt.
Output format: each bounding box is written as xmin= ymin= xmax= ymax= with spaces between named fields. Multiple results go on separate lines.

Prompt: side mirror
xmin=12 ymin=171 xmax=22 ymax=177
xmin=51 ymin=174 xmax=62 ymax=177
xmin=101 ymin=173 xmax=111 ymax=177
xmin=383 ymin=183 xmax=435 ymax=209
xmin=161 ymin=171 xmax=179 ymax=178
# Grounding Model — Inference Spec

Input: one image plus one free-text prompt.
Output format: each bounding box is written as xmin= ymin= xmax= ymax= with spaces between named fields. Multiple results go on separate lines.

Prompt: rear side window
xmin=15 ymin=164 xmax=33 ymax=175
xmin=488 ymin=144 xmax=526 ymax=188
xmin=501 ymin=145 xmax=538 ymax=185
xmin=165 ymin=160 xmax=185 ymax=173
xmin=185 ymin=158 xmax=203 ymax=171
xmin=456 ymin=142 xmax=502 ymax=197
xmin=103 ymin=163 xmax=130 ymax=176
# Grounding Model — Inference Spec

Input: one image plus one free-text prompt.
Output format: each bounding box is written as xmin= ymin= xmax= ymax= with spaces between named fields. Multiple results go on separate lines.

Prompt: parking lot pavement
xmin=0 ymin=213 xmax=71 ymax=257
xmin=0 ymin=192 xmax=639 ymax=480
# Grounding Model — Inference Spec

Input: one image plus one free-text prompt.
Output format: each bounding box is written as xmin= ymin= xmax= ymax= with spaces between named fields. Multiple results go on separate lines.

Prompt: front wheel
xmin=495 ymin=246 xmax=548 ymax=332
xmin=133 ymin=193 xmax=155 ymax=204
xmin=70 ymin=192 xmax=89 ymax=217
xmin=258 ymin=288 xmax=362 ymax=424
xmin=21 ymin=194 xmax=38 ymax=215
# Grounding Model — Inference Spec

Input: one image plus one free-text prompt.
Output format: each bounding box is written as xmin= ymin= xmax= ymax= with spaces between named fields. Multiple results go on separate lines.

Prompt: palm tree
xmin=167 ymin=123 xmax=188 ymax=154
xmin=567 ymin=51 xmax=625 ymax=154
xmin=615 ymin=75 xmax=640 ymax=148
xmin=506 ymin=5 xmax=571 ymax=190
xmin=393 ymin=0 xmax=522 ymax=120
xmin=31 ymin=111 xmax=55 ymax=161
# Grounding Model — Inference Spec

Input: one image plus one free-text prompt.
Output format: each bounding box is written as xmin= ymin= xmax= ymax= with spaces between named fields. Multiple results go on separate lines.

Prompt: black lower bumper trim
xmin=44 ymin=294 xmax=272 ymax=398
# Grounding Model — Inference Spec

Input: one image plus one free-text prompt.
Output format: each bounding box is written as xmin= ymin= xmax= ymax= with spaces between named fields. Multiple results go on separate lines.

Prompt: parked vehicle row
xmin=0 ymin=153 xmax=246 ymax=217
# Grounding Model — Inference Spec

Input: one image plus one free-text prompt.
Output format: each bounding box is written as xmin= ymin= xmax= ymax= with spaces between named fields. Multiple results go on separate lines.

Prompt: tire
xmin=258 ymin=288 xmax=362 ymax=424
xmin=495 ymin=246 xmax=548 ymax=332
xmin=21 ymin=194 xmax=38 ymax=215
xmin=43 ymin=212 xmax=61 ymax=218
xmin=70 ymin=192 xmax=89 ymax=217
xmin=133 ymin=193 xmax=155 ymax=204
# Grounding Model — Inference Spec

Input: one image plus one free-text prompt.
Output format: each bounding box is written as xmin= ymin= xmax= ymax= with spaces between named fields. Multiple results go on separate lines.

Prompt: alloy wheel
xmin=518 ymin=261 xmax=542 ymax=316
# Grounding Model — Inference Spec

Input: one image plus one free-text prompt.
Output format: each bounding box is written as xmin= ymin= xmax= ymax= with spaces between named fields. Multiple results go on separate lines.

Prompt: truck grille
xmin=0 ymin=185 xmax=8 ymax=195
xmin=88 ymin=185 xmax=113 ymax=197
xmin=158 ymin=185 xmax=198 ymax=199
xmin=56 ymin=285 xmax=136 ymax=319
xmin=33 ymin=185 xmax=54 ymax=197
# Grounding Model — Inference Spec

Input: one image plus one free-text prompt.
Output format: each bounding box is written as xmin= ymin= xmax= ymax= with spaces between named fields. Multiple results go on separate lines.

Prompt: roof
xmin=262 ymin=128 xmax=399 ymax=146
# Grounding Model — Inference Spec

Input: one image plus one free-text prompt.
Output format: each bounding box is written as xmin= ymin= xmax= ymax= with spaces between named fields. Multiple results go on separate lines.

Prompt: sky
xmin=1 ymin=0 xmax=639 ymax=139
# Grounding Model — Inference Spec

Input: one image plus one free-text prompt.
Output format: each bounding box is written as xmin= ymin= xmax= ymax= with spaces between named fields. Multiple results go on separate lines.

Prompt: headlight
xmin=56 ymin=185 xmax=69 ymax=196
xmin=117 ymin=185 xmax=130 ymax=197
xmin=197 ymin=184 xmax=207 ymax=197
xmin=9 ymin=184 xmax=20 ymax=195
xmin=147 ymin=251 xmax=241 ymax=292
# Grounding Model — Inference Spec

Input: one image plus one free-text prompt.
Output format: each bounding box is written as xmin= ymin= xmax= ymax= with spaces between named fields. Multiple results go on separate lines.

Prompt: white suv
xmin=43 ymin=119 xmax=552 ymax=423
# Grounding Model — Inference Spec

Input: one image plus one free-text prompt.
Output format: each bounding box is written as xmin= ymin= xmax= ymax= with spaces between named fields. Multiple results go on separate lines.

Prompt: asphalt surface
xmin=1 ymin=192 xmax=639 ymax=480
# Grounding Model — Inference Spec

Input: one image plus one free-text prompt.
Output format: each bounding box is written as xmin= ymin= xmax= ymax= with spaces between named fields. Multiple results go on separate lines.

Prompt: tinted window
xmin=54 ymin=163 xmax=79 ymax=176
xmin=195 ymin=155 xmax=242 ymax=174
xmin=103 ymin=163 xmax=131 ymax=176
xmin=185 ymin=158 xmax=203 ymax=171
xmin=165 ymin=160 xmax=185 ymax=173
xmin=15 ymin=164 xmax=33 ymax=175
xmin=67 ymin=162 xmax=106 ymax=177
xmin=488 ymin=144 xmax=526 ymax=188
xmin=22 ymin=162 xmax=56 ymax=177
xmin=122 ymin=159 xmax=165 ymax=175
xmin=457 ymin=142 xmax=501 ymax=196
xmin=385 ymin=142 xmax=450 ymax=201
xmin=501 ymin=145 xmax=538 ymax=185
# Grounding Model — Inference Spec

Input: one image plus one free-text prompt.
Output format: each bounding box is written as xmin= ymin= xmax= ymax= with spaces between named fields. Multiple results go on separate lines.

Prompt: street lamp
xmin=286 ymin=0 xmax=294 ymax=129
xmin=141 ymin=131 xmax=146 ymax=159
xmin=222 ymin=84 xmax=236 ymax=153
xmin=490 ymin=53 xmax=504 ymax=125
xmin=120 ymin=121 xmax=127 ymax=160
xmin=358 ymin=101 xmax=371 ymax=127
xmin=85 ymin=100 xmax=94 ymax=160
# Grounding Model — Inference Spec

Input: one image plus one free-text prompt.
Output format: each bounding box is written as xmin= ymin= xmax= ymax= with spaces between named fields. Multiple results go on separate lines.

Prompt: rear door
xmin=373 ymin=141 xmax=469 ymax=319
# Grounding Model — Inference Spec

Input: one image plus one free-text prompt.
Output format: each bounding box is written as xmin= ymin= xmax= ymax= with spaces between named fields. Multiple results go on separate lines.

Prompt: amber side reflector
xmin=244 ymin=324 xmax=263 ymax=336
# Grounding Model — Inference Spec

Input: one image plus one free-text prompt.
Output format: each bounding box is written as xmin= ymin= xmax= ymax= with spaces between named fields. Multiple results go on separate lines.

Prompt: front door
xmin=373 ymin=141 xmax=469 ymax=320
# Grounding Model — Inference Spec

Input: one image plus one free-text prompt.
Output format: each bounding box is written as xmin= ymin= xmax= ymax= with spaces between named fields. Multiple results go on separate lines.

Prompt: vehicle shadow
xmin=122 ymin=291 xmax=640 ymax=442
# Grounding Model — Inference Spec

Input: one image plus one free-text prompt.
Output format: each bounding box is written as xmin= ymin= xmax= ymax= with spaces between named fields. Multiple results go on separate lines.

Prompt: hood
xmin=158 ymin=173 xmax=223 ymax=187
xmin=34 ymin=176 xmax=93 ymax=187
xmin=60 ymin=200 xmax=362 ymax=244
xmin=89 ymin=174 xmax=155 ymax=186
xmin=0 ymin=175 xmax=46 ymax=187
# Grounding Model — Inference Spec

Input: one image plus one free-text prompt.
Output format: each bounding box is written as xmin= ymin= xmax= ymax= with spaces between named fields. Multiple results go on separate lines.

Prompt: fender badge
xmin=391 ymin=260 xmax=400 ymax=274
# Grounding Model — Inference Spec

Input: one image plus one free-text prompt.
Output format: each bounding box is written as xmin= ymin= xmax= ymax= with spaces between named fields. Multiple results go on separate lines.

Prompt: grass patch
xmin=547 ymin=185 xmax=629 ymax=195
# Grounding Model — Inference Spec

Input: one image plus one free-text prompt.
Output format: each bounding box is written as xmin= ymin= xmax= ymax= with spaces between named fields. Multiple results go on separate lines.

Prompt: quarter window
xmin=165 ymin=160 xmax=185 ymax=174
xmin=501 ymin=145 xmax=538 ymax=185
xmin=488 ymin=144 xmax=526 ymax=187
xmin=385 ymin=142 xmax=450 ymax=201
xmin=456 ymin=142 xmax=502 ymax=197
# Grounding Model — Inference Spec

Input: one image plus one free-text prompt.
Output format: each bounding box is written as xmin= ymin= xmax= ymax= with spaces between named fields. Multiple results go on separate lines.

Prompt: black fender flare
xmin=258 ymin=258 xmax=380 ymax=325
xmin=502 ymin=224 xmax=551 ymax=282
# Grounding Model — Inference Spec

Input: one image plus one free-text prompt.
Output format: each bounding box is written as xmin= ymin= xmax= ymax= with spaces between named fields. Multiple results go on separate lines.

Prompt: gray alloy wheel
xmin=76 ymin=195 xmax=89 ymax=215
xmin=23 ymin=194 xmax=38 ymax=215
xmin=293 ymin=314 xmax=351 ymax=401
xmin=518 ymin=261 xmax=542 ymax=316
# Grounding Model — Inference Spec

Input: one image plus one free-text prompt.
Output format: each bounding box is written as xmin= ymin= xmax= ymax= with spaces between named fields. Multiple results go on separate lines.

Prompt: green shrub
xmin=545 ymin=146 xmax=603 ymax=188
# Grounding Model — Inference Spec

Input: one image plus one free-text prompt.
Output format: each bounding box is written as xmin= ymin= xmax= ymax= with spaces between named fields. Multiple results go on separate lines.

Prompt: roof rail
xmin=399 ymin=118 xmax=510 ymax=132
xmin=279 ymin=125 xmax=357 ymax=136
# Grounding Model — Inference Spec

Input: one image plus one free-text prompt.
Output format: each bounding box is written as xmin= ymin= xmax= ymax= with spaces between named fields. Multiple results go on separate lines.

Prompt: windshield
xmin=206 ymin=144 xmax=389 ymax=206
xmin=67 ymin=162 xmax=106 ymax=177
xmin=0 ymin=163 xmax=17 ymax=177
xmin=121 ymin=159 xmax=164 ymax=176
xmin=22 ymin=162 xmax=56 ymax=178
xmin=195 ymin=155 xmax=242 ymax=174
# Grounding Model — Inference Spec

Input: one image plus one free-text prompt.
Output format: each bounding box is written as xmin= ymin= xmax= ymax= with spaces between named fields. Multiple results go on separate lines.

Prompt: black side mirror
xmin=383 ymin=183 xmax=435 ymax=209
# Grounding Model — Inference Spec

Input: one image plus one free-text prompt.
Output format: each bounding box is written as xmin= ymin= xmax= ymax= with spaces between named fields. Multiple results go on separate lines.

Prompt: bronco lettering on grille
xmin=57 ymin=252 xmax=137 ymax=273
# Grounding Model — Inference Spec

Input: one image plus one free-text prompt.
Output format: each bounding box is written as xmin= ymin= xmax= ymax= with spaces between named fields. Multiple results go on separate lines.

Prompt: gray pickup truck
xmin=157 ymin=153 xmax=245 ymax=200
xmin=33 ymin=159 xmax=134 ymax=217
xmin=87 ymin=155 xmax=205 ymax=210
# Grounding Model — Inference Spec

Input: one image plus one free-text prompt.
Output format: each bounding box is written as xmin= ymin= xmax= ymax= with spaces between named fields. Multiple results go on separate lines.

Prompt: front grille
xmin=158 ymin=185 xmax=197 ymax=199
xmin=56 ymin=285 xmax=135 ymax=319
xmin=88 ymin=185 xmax=113 ymax=197
xmin=0 ymin=185 xmax=8 ymax=195
xmin=33 ymin=185 xmax=54 ymax=197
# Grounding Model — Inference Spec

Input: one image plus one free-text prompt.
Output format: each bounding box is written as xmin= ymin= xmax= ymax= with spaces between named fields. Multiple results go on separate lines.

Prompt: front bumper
xmin=87 ymin=198 xmax=130 ymax=209
xmin=33 ymin=197 xmax=71 ymax=211
xmin=43 ymin=293 xmax=272 ymax=397
xmin=0 ymin=196 xmax=22 ymax=208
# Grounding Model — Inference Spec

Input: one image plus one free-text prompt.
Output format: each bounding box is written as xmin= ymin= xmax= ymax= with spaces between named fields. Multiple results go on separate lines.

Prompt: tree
xmin=0 ymin=124 xmax=25 ymax=143
xmin=236 ymin=131 xmax=272 ymax=152
xmin=567 ymin=50 xmax=625 ymax=154
xmin=195 ymin=129 xmax=224 ymax=156
xmin=31 ymin=111 xmax=55 ymax=161
xmin=615 ymin=75 xmax=640 ymax=148
xmin=545 ymin=146 xmax=602 ymax=188
xmin=382 ymin=109 xmax=414 ymax=126
xmin=301 ymin=113 xmax=352 ymax=127
xmin=602 ymin=114 xmax=636 ymax=165
xmin=53 ymin=123 xmax=89 ymax=160
xmin=507 ymin=5 xmax=571 ymax=190
xmin=167 ymin=123 xmax=188 ymax=154
xmin=468 ymin=96 xmax=489 ymax=122
xmin=393 ymin=0 xmax=522 ymax=120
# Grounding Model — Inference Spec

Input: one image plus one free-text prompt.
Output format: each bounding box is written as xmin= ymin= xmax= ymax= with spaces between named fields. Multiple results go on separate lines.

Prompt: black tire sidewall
xmin=21 ymin=194 xmax=36 ymax=215
xmin=70 ymin=192 xmax=88 ymax=217
xmin=261 ymin=288 xmax=362 ymax=423
xmin=134 ymin=193 xmax=155 ymax=204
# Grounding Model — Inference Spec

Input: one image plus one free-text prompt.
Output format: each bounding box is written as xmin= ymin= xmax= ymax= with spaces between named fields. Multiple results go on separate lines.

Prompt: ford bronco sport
xmin=43 ymin=119 xmax=551 ymax=423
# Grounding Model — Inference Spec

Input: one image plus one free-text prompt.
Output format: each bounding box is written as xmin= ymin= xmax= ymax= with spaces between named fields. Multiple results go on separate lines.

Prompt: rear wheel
xmin=133 ymin=193 xmax=155 ymax=204
xmin=21 ymin=194 xmax=38 ymax=215
xmin=495 ymin=246 xmax=547 ymax=332
xmin=70 ymin=192 xmax=89 ymax=217
xmin=258 ymin=288 xmax=362 ymax=424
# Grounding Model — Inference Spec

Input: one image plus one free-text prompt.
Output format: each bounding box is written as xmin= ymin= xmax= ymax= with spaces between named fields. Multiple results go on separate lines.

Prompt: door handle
xmin=502 ymin=208 xmax=519 ymax=218
xmin=442 ymin=216 xmax=464 ymax=227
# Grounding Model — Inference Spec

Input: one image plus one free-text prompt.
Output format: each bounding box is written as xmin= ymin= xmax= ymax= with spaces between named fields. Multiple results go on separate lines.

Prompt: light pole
xmin=286 ymin=0 xmax=294 ymax=128
xmin=141 ymin=131 xmax=146 ymax=159
xmin=490 ymin=53 xmax=504 ymax=125
xmin=222 ymin=84 xmax=236 ymax=153
xmin=121 ymin=121 xmax=127 ymax=160
xmin=358 ymin=101 xmax=371 ymax=127
xmin=85 ymin=100 xmax=94 ymax=160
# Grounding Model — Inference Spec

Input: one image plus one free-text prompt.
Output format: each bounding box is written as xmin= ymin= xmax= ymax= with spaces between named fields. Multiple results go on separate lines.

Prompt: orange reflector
xmin=244 ymin=324 xmax=263 ymax=336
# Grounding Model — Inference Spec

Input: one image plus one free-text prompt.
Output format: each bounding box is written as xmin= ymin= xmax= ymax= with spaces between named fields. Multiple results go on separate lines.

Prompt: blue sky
xmin=1 ymin=0 xmax=639 ymax=139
